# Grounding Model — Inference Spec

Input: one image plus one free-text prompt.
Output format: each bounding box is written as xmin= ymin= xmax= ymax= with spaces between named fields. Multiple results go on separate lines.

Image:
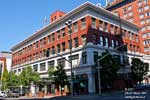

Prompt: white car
xmin=0 ymin=91 xmax=7 ymax=98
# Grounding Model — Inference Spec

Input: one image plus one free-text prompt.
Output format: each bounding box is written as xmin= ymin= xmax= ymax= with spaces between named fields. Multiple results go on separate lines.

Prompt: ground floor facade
xmin=11 ymin=44 xmax=150 ymax=95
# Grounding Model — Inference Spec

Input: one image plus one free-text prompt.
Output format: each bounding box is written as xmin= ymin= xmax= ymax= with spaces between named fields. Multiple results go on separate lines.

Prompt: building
xmin=0 ymin=51 xmax=12 ymax=78
xmin=106 ymin=0 xmax=150 ymax=54
xmin=11 ymin=2 xmax=140 ymax=94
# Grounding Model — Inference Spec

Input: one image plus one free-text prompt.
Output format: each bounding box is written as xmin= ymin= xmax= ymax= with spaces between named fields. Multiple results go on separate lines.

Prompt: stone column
xmin=88 ymin=73 xmax=96 ymax=93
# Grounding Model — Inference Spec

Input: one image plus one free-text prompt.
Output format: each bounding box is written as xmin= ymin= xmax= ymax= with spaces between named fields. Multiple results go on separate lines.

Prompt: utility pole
xmin=65 ymin=20 xmax=74 ymax=95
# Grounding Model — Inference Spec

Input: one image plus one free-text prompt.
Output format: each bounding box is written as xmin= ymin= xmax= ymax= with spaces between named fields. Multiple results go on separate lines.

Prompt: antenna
xmin=44 ymin=16 xmax=48 ymax=27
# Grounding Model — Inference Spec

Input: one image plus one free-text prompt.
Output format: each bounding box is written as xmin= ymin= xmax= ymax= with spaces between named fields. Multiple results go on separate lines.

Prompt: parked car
xmin=134 ymin=84 xmax=150 ymax=91
xmin=0 ymin=91 xmax=7 ymax=98
xmin=7 ymin=91 xmax=19 ymax=98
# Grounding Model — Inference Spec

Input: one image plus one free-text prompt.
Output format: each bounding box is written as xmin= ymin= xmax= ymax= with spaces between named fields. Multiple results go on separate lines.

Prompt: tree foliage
xmin=7 ymin=71 xmax=19 ymax=87
xmin=99 ymin=51 xmax=120 ymax=89
xmin=19 ymin=66 xmax=40 ymax=86
xmin=131 ymin=58 xmax=149 ymax=84
xmin=1 ymin=68 xmax=9 ymax=90
xmin=48 ymin=65 xmax=68 ymax=95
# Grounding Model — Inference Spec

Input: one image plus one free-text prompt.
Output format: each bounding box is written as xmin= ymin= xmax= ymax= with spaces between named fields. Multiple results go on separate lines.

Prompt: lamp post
xmin=65 ymin=20 xmax=74 ymax=95
xmin=97 ymin=44 xmax=127 ymax=94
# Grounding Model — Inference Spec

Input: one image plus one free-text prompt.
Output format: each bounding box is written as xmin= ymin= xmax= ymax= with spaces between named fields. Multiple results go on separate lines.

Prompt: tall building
xmin=11 ymin=2 xmax=141 ymax=94
xmin=0 ymin=51 xmax=12 ymax=77
xmin=106 ymin=0 xmax=150 ymax=54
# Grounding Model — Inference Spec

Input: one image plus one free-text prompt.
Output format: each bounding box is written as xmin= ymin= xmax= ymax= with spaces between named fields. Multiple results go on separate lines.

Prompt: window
xmin=91 ymin=18 xmax=96 ymax=28
xmin=143 ymin=0 xmax=148 ymax=4
xmin=52 ymin=46 xmax=55 ymax=54
xmin=141 ymin=27 xmax=146 ymax=32
xmin=82 ymin=52 xmax=87 ymax=64
xmin=144 ymin=6 xmax=149 ymax=11
xmin=147 ymin=26 xmax=150 ymax=30
xmin=123 ymin=7 xmax=127 ymax=13
xmin=81 ymin=34 xmax=86 ymax=45
xmin=146 ymin=18 xmax=150 ymax=23
xmin=110 ymin=25 xmax=114 ymax=33
xmin=40 ymin=39 xmax=43 ymax=47
xmin=145 ymin=12 xmax=150 ymax=16
xmin=128 ymin=6 xmax=132 ymax=11
xmin=81 ymin=18 xmax=86 ymax=29
xmin=69 ymin=54 xmax=79 ymax=67
xmin=57 ymin=30 xmax=60 ymax=39
xmin=68 ymin=40 xmax=72 ymax=49
xmin=116 ymin=41 xmax=119 ymax=46
xmin=142 ymin=33 xmax=147 ymax=38
xmin=52 ymin=33 xmax=55 ymax=41
xmin=33 ymin=64 xmax=38 ymax=72
xmin=148 ymin=33 xmax=150 ymax=37
xmin=139 ymin=14 xmax=144 ymax=19
xmin=111 ymin=40 xmax=115 ymax=48
xmin=138 ymin=8 xmax=143 ymax=13
xmin=62 ymin=28 xmax=65 ymax=37
xmin=99 ymin=20 xmax=103 ymax=30
xmin=105 ymin=38 xmax=108 ymax=47
xmin=57 ymin=58 xmax=65 ymax=67
xmin=130 ymin=44 xmax=132 ymax=51
xmin=46 ymin=48 xmax=50 ymax=57
xmin=48 ymin=60 xmax=54 ymax=68
xmin=128 ymin=12 xmax=133 ymax=16
xmin=135 ymin=35 xmax=139 ymax=42
xmin=104 ymin=22 xmax=108 ymax=32
xmin=138 ymin=1 xmax=142 ymax=6
xmin=74 ymin=22 xmax=78 ymax=32
xmin=124 ymin=14 xmax=128 ymax=18
xmin=100 ymin=36 xmax=103 ymax=46
xmin=40 ymin=62 xmax=46 ymax=71
xmin=62 ymin=42 xmax=66 ymax=51
xmin=57 ymin=44 xmax=60 ymax=53
xmin=48 ymin=35 xmax=51 ymax=43
xmin=74 ymin=37 xmax=78 ymax=48
xmin=140 ymin=20 xmax=145 ymax=25
xmin=92 ymin=34 xmax=97 ymax=44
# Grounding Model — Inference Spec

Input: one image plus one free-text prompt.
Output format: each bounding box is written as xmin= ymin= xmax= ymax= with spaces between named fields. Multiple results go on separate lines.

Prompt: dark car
xmin=7 ymin=91 xmax=19 ymax=98
xmin=134 ymin=84 xmax=150 ymax=91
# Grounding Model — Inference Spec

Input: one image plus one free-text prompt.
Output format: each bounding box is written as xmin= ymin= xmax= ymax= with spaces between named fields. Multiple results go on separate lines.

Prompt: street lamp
xmin=65 ymin=20 xmax=74 ymax=95
xmin=97 ymin=44 xmax=127 ymax=94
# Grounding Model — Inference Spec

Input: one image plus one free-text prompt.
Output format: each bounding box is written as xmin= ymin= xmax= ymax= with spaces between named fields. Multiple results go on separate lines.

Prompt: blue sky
xmin=0 ymin=0 xmax=106 ymax=52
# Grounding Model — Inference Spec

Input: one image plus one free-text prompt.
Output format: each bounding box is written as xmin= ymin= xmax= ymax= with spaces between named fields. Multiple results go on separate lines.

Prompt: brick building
xmin=106 ymin=0 xmax=150 ymax=54
xmin=11 ymin=2 xmax=141 ymax=94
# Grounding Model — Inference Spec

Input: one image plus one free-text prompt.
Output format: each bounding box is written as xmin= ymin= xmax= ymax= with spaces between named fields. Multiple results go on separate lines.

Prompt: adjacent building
xmin=106 ymin=0 xmax=150 ymax=54
xmin=0 ymin=51 xmax=12 ymax=77
xmin=11 ymin=2 xmax=141 ymax=94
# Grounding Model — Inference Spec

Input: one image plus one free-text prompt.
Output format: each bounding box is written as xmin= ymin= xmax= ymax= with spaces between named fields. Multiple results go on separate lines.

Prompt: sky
xmin=0 ymin=0 xmax=106 ymax=52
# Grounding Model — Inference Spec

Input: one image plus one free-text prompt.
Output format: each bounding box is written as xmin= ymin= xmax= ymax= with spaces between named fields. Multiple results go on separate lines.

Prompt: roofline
xmin=11 ymin=2 xmax=139 ymax=51
xmin=106 ymin=0 xmax=136 ymax=11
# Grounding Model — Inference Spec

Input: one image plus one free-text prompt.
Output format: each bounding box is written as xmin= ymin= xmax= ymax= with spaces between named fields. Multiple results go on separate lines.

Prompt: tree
xmin=19 ymin=66 xmax=40 ymax=86
xmin=7 ymin=71 xmax=19 ymax=87
xmin=99 ymin=51 xmax=120 ymax=89
xmin=48 ymin=65 xmax=68 ymax=96
xmin=131 ymin=58 xmax=149 ymax=84
xmin=1 ymin=68 xmax=9 ymax=90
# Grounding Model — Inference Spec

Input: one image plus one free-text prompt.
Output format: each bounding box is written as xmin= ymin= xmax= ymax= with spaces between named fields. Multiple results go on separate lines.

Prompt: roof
xmin=11 ymin=2 xmax=139 ymax=51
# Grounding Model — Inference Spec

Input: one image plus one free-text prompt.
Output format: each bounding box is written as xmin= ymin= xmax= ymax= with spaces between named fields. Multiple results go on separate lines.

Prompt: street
xmin=2 ymin=91 xmax=150 ymax=100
